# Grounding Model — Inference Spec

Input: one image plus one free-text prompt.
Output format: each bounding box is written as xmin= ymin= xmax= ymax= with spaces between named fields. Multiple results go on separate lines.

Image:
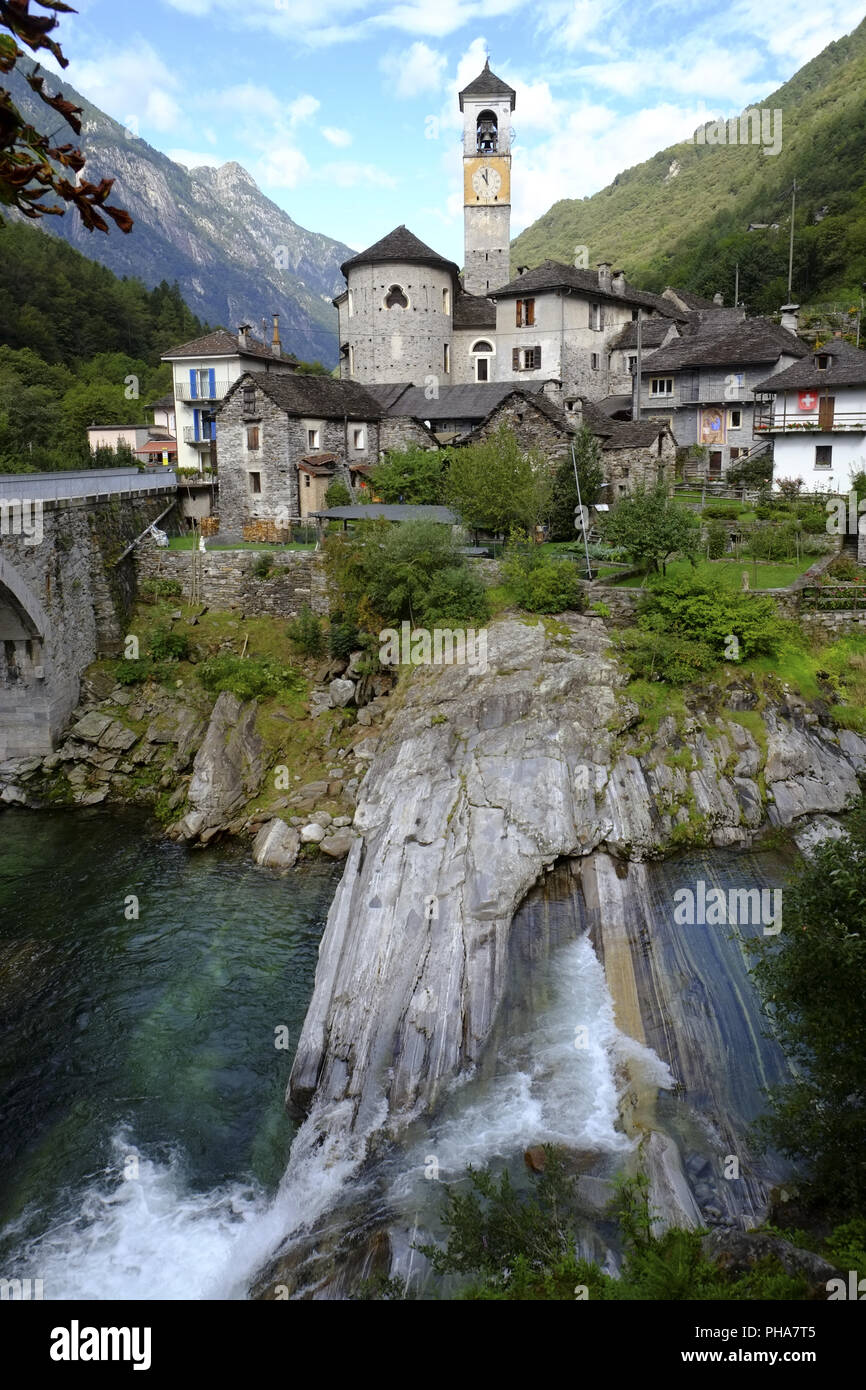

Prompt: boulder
xmin=300 ymin=822 xmax=326 ymax=844
xmin=253 ymin=819 xmax=300 ymax=869
xmin=70 ymin=712 xmax=112 ymax=744
xmin=98 ymin=722 xmax=138 ymax=753
xmin=700 ymin=1229 xmax=839 ymax=1295
xmin=320 ymin=829 xmax=355 ymax=858
xmin=309 ymin=810 xmax=332 ymax=828
xmin=188 ymin=692 xmax=265 ymax=825
xmin=0 ymin=784 xmax=27 ymax=806
xmin=328 ymin=678 xmax=356 ymax=709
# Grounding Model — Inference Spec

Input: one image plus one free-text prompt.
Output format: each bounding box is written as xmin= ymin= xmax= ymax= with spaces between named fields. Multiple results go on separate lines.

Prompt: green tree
xmin=547 ymin=426 xmax=604 ymax=540
xmin=599 ymin=484 xmax=699 ymax=574
xmin=324 ymin=479 xmax=351 ymax=508
xmin=446 ymin=423 xmax=551 ymax=533
xmin=751 ymin=802 xmax=866 ymax=1212
xmin=371 ymin=444 xmax=445 ymax=504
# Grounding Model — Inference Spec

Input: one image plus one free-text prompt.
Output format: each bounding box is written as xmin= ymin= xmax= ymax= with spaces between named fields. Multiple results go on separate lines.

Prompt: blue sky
xmin=42 ymin=0 xmax=866 ymax=259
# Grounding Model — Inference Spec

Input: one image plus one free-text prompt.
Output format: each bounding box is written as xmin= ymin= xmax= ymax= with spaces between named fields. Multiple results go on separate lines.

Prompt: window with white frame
xmin=353 ymin=427 xmax=365 ymax=450
xmin=471 ymin=339 xmax=494 ymax=383
xmin=650 ymin=377 xmax=674 ymax=397
xmin=729 ymin=409 xmax=742 ymax=429
xmin=589 ymin=303 xmax=603 ymax=330
xmin=815 ymin=445 xmax=832 ymax=468
xmin=307 ymin=427 xmax=320 ymax=450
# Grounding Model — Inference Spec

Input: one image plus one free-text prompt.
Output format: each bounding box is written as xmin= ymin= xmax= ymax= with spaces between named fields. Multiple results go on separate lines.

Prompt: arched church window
xmin=476 ymin=110 xmax=498 ymax=154
xmin=384 ymin=284 xmax=409 ymax=309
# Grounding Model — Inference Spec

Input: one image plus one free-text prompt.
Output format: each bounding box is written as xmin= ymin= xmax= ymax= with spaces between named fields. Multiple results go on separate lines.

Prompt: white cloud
xmin=322 ymin=126 xmax=353 ymax=146
xmin=287 ymin=94 xmax=321 ymax=125
xmin=257 ymin=146 xmax=312 ymax=189
xmin=69 ymin=39 xmax=182 ymax=133
xmin=380 ymin=41 xmax=448 ymax=98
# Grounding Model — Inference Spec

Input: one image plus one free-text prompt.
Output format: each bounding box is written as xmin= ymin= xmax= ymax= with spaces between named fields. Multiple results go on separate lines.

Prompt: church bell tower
xmin=459 ymin=59 xmax=516 ymax=297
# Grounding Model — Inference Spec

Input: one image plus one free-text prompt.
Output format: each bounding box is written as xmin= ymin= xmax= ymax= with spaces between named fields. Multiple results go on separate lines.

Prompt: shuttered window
xmin=247 ymin=426 xmax=260 ymax=450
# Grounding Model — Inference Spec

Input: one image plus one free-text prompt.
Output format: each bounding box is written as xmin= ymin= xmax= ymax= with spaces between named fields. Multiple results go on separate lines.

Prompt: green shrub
xmin=702 ymin=501 xmax=742 ymax=520
xmin=287 ymin=605 xmax=325 ymax=658
xmin=418 ymin=565 xmax=488 ymax=626
xmin=325 ymin=479 xmax=352 ymax=508
xmin=252 ymin=553 xmax=276 ymax=580
xmin=148 ymin=627 xmax=191 ymax=661
xmin=503 ymin=547 xmax=585 ymax=612
xmin=139 ymin=577 xmax=182 ymax=601
xmin=617 ymin=628 xmax=718 ymax=684
xmin=726 ymin=453 xmax=773 ymax=488
xmin=748 ymin=522 xmax=800 ymax=562
xmin=328 ymin=613 xmax=360 ymax=659
xmin=795 ymin=504 xmax=830 ymax=534
xmin=827 ymin=552 xmax=860 ymax=582
xmin=638 ymin=578 xmax=787 ymax=658
xmin=113 ymin=658 xmax=157 ymax=686
xmin=196 ymin=654 xmax=304 ymax=700
xmin=705 ymin=519 xmax=728 ymax=559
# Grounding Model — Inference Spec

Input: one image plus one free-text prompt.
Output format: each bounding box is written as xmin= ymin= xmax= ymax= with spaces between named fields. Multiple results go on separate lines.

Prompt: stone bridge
xmin=0 ymin=470 xmax=179 ymax=758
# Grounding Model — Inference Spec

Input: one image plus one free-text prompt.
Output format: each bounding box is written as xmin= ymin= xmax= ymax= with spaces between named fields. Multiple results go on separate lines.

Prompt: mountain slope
xmin=512 ymin=17 xmax=866 ymax=315
xmin=4 ymin=60 xmax=352 ymax=365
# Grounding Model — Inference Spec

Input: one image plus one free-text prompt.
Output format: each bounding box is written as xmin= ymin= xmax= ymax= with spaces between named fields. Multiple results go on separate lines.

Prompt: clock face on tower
xmin=471 ymin=164 xmax=502 ymax=200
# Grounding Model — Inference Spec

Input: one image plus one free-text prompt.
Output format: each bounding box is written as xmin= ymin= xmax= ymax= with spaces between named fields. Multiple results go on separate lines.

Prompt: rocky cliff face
xmin=282 ymin=614 xmax=865 ymax=1244
xmin=5 ymin=62 xmax=352 ymax=364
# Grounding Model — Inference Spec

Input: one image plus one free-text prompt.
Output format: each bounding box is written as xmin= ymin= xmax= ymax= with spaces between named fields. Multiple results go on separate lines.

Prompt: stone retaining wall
xmin=136 ymin=543 xmax=328 ymax=617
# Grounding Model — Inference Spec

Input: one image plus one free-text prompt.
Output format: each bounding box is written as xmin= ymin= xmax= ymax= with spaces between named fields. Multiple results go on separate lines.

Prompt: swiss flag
xmin=799 ymin=390 xmax=818 ymax=411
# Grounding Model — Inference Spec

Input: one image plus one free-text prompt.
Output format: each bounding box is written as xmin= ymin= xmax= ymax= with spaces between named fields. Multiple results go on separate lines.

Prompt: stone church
xmin=334 ymin=59 xmax=687 ymax=411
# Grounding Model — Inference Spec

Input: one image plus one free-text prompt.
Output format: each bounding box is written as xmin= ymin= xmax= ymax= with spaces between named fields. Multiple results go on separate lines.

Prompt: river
xmin=0 ymin=807 xmax=341 ymax=1299
xmin=0 ymin=810 xmax=794 ymax=1299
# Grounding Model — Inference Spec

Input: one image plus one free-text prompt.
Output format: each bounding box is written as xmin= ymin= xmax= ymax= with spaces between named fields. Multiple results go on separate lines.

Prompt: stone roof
xmin=458 ymin=59 xmax=516 ymax=111
xmin=639 ymin=317 xmax=807 ymax=372
xmin=663 ymin=287 xmax=723 ymax=311
xmin=298 ymin=454 xmax=339 ymax=473
xmin=753 ymin=340 xmax=866 ymax=391
xmin=609 ymin=318 xmax=675 ymax=350
xmin=340 ymin=225 xmax=459 ymax=279
xmin=490 ymin=260 xmax=684 ymax=318
xmin=219 ymin=372 xmax=385 ymax=421
xmin=596 ymin=393 xmax=633 ymax=417
xmin=453 ymin=291 xmax=497 ymax=330
xmin=162 ymin=328 xmax=298 ymax=364
xmin=147 ymin=392 xmax=176 ymax=411
xmin=368 ymin=379 xmax=549 ymax=422
xmin=581 ymin=398 xmax=673 ymax=450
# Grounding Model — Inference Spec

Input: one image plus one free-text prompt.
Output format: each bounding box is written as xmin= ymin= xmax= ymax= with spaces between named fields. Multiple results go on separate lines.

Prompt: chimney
xmin=611 ymin=270 xmax=626 ymax=296
xmin=780 ymin=303 xmax=800 ymax=335
xmin=712 ymin=292 xmax=724 ymax=305
xmin=237 ymin=323 xmax=251 ymax=351
xmin=272 ymin=312 xmax=282 ymax=357
xmin=597 ymin=261 xmax=612 ymax=292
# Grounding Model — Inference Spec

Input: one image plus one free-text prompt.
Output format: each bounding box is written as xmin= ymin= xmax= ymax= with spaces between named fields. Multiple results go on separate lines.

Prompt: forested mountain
xmin=3 ymin=59 xmax=352 ymax=366
xmin=0 ymin=221 xmax=204 ymax=472
xmin=512 ymin=17 xmax=866 ymax=315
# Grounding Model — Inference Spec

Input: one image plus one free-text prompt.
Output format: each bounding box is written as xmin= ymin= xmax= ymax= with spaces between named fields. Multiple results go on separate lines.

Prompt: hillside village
xmin=88 ymin=59 xmax=866 ymax=542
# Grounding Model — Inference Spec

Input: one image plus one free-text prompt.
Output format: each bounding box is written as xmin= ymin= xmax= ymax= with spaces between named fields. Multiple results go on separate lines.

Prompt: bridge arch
xmin=0 ymin=553 xmax=53 ymax=759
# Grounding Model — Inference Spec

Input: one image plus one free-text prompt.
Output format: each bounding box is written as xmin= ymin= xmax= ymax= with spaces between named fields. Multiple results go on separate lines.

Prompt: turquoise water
xmin=0 ymin=808 xmax=340 ymax=1298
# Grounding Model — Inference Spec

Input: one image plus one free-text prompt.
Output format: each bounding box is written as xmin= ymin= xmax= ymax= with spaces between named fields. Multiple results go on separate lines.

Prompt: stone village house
xmin=215 ymin=372 xmax=435 ymax=532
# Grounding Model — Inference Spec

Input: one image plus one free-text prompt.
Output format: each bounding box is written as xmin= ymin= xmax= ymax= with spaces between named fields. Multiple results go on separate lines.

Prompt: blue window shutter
xmin=189 ymin=368 xmax=197 ymax=400
xmin=193 ymin=409 xmax=200 ymax=442
xmin=211 ymin=420 xmax=217 ymax=441
xmin=208 ymin=368 xmax=216 ymax=398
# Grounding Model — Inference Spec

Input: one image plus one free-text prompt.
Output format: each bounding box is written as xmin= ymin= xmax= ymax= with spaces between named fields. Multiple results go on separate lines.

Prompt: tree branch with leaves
xmin=0 ymin=0 xmax=132 ymax=233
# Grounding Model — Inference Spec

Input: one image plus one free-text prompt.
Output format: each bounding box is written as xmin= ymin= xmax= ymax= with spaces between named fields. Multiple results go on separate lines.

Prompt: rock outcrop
xmin=286 ymin=614 xmax=866 ymax=1212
